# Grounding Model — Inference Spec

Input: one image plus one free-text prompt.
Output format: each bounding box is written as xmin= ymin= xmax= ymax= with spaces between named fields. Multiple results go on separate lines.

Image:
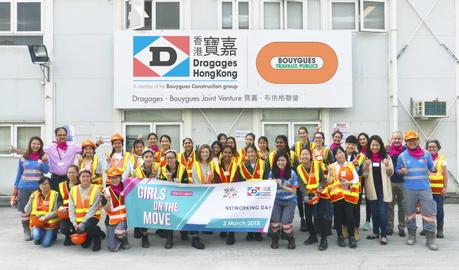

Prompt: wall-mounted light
xmin=28 ymin=45 xmax=51 ymax=83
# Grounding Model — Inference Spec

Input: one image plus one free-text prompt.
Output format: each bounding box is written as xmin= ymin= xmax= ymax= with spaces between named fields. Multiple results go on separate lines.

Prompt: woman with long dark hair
xmin=12 ymin=136 xmax=49 ymax=241
xmin=257 ymin=136 xmax=270 ymax=161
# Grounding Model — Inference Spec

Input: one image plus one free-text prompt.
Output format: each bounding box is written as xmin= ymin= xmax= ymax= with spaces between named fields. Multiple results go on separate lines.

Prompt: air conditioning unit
xmin=411 ymin=99 xmax=447 ymax=119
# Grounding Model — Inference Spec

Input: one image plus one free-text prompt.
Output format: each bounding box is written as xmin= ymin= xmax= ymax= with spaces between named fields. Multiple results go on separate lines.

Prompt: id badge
xmin=58 ymin=161 xmax=64 ymax=167
xmin=372 ymin=162 xmax=380 ymax=167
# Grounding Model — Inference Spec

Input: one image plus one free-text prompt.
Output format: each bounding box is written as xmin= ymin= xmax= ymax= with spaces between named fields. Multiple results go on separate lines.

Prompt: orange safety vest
xmin=429 ymin=155 xmax=446 ymax=194
xmin=177 ymin=151 xmax=195 ymax=179
xmin=194 ymin=162 xmax=215 ymax=184
xmin=30 ymin=190 xmax=60 ymax=229
xmin=328 ymin=162 xmax=359 ymax=204
xmin=268 ymin=150 xmax=297 ymax=168
xmin=215 ymin=161 xmax=238 ymax=183
xmin=58 ymin=181 xmax=70 ymax=207
xmin=80 ymin=156 xmax=102 ymax=186
xmin=296 ymin=161 xmax=330 ymax=205
xmin=159 ymin=164 xmax=187 ymax=183
xmin=104 ymin=186 xmax=127 ymax=225
xmin=71 ymin=185 xmax=101 ymax=224
xmin=239 ymin=159 xmax=265 ymax=181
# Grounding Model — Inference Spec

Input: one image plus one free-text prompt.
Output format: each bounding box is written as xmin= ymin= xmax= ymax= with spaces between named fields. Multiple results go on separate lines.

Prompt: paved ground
xmin=1 ymin=205 xmax=458 ymax=270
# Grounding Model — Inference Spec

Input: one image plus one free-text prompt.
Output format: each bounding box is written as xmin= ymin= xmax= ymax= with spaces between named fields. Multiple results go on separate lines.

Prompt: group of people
xmin=11 ymin=126 xmax=448 ymax=252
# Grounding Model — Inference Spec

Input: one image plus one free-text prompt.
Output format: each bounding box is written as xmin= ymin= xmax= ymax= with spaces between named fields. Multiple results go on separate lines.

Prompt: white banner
xmin=114 ymin=31 xmax=352 ymax=108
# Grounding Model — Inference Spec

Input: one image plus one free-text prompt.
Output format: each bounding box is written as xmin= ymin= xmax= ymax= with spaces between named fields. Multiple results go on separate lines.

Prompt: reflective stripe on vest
xmin=160 ymin=164 xmax=186 ymax=182
xmin=215 ymin=161 xmax=238 ymax=183
xmin=30 ymin=190 xmax=60 ymax=229
xmin=109 ymin=152 xmax=132 ymax=173
xmin=238 ymin=148 xmax=247 ymax=164
xmin=294 ymin=141 xmax=309 ymax=160
xmin=429 ymin=155 xmax=446 ymax=194
xmin=59 ymin=181 xmax=69 ymax=207
xmin=104 ymin=187 xmax=127 ymax=225
xmin=195 ymin=162 xmax=214 ymax=184
xmin=328 ymin=163 xmax=358 ymax=204
xmin=178 ymin=151 xmax=195 ymax=179
xmin=71 ymin=185 xmax=101 ymax=224
xmin=239 ymin=159 xmax=265 ymax=181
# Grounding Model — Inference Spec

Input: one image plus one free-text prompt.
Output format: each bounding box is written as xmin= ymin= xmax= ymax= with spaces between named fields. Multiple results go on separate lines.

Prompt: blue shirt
xmin=396 ymin=150 xmax=434 ymax=190
xmin=269 ymin=170 xmax=299 ymax=204
xmin=14 ymin=157 xmax=50 ymax=191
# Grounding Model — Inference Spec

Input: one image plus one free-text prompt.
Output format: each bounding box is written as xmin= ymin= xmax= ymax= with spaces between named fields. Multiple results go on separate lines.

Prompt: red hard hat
xmin=30 ymin=215 xmax=46 ymax=228
xmin=339 ymin=167 xmax=354 ymax=181
xmin=70 ymin=232 xmax=88 ymax=245
xmin=57 ymin=208 xmax=69 ymax=220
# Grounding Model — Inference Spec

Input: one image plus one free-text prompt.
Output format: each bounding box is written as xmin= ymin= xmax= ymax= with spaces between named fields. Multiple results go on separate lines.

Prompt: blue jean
xmin=369 ymin=189 xmax=388 ymax=237
xmin=433 ymin=194 xmax=444 ymax=224
xmin=32 ymin=227 xmax=58 ymax=247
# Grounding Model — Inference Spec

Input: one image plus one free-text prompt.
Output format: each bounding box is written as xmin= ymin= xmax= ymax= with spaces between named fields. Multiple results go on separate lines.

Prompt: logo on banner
xmin=133 ymin=36 xmax=190 ymax=77
xmin=256 ymin=42 xmax=338 ymax=84
xmin=223 ymin=187 xmax=239 ymax=199
xmin=247 ymin=186 xmax=272 ymax=197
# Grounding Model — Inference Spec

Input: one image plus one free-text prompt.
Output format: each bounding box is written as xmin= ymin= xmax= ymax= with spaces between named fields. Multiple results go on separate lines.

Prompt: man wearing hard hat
xmin=396 ymin=130 xmax=438 ymax=250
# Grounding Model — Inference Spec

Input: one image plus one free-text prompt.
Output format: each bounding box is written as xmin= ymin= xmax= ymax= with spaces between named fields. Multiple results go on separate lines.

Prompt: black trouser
xmin=333 ymin=200 xmax=355 ymax=238
xmin=296 ymin=189 xmax=305 ymax=219
xmin=50 ymin=174 xmax=67 ymax=192
xmin=82 ymin=217 xmax=104 ymax=244
xmin=306 ymin=198 xmax=333 ymax=238
xmin=60 ymin=219 xmax=74 ymax=236
xmin=361 ymin=177 xmax=372 ymax=222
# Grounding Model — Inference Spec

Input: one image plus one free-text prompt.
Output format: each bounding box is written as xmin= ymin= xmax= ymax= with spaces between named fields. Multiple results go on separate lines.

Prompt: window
xmin=262 ymin=0 xmax=306 ymax=30
xmin=360 ymin=0 xmax=386 ymax=31
xmin=263 ymin=1 xmax=282 ymax=29
xmin=123 ymin=122 xmax=183 ymax=152
xmin=219 ymin=1 xmax=251 ymax=30
xmin=0 ymin=0 xmax=43 ymax=46
xmin=0 ymin=124 xmax=43 ymax=155
xmin=124 ymin=0 xmax=145 ymax=29
xmin=330 ymin=0 xmax=358 ymax=30
xmin=262 ymin=121 xmax=321 ymax=150
xmin=155 ymin=1 xmax=180 ymax=29
xmin=125 ymin=0 xmax=182 ymax=30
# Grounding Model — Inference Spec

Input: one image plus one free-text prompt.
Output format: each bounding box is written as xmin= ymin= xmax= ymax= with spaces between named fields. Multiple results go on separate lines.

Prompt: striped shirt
xmin=14 ymin=158 xmax=50 ymax=190
xmin=269 ymin=170 xmax=299 ymax=204
xmin=396 ymin=150 xmax=434 ymax=190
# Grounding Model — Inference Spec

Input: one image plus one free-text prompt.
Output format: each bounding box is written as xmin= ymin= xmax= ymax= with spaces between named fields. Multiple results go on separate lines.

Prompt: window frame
xmin=261 ymin=121 xmax=291 ymax=149
xmin=0 ymin=0 xmax=43 ymax=35
xmin=329 ymin=0 xmax=358 ymax=31
xmin=122 ymin=122 xmax=153 ymax=152
xmin=123 ymin=0 xmax=145 ymax=30
xmin=218 ymin=0 xmax=252 ymax=30
xmin=153 ymin=122 xmax=183 ymax=151
xmin=151 ymin=0 xmax=183 ymax=30
xmin=261 ymin=0 xmax=283 ymax=30
xmin=284 ymin=0 xmax=307 ymax=30
xmin=0 ymin=123 xmax=44 ymax=157
xmin=360 ymin=0 xmax=386 ymax=32
xmin=122 ymin=121 xmax=183 ymax=152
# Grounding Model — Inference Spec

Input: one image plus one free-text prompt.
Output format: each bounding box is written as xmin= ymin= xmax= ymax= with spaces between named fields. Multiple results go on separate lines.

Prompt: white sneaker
xmin=362 ymin=221 xmax=371 ymax=231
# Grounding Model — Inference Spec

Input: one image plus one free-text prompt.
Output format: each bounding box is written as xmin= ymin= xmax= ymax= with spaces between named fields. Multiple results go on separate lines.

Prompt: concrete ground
xmin=1 ymin=205 xmax=458 ymax=270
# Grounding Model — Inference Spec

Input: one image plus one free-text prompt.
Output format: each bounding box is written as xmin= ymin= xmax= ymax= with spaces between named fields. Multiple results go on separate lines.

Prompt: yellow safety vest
xmin=429 ymin=155 xmax=446 ymax=194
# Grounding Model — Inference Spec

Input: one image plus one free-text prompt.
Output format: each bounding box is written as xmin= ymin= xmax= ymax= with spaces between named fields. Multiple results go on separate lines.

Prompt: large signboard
xmin=124 ymin=178 xmax=277 ymax=232
xmin=114 ymin=31 xmax=352 ymax=108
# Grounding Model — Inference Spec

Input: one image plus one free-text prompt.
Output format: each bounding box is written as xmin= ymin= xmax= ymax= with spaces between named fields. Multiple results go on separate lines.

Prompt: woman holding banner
xmin=190 ymin=144 xmax=215 ymax=249
xmin=214 ymin=145 xmax=240 ymax=245
xmin=239 ymin=145 xmax=269 ymax=242
xmin=103 ymin=167 xmax=130 ymax=251
xmin=269 ymin=150 xmax=299 ymax=249
xmin=133 ymin=149 xmax=160 ymax=247
xmin=157 ymin=150 xmax=188 ymax=248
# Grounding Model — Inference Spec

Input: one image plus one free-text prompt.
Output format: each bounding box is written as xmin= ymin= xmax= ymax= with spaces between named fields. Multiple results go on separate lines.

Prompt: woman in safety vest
xmin=68 ymin=169 xmax=104 ymax=252
xmin=268 ymin=135 xmax=298 ymax=169
xmin=157 ymin=150 xmax=188 ymax=249
xmin=155 ymin=135 xmax=172 ymax=167
xmin=11 ymin=136 xmax=49 ymax=241
xmin=214 ymin=145 xmax=240 ymax=245
xmin=147 ymin=132 xmax=160 ymax=152
xmin=257 ymin=136 xmax=270 ymax=161
xmin=239 ymin=145 xmax=269 ymax=242
xmin=102 ymin=167 xmax=130 ymax=251
xmin=132 ymin=149 xmax=160 ymax=247
xmin=425 ymin=139 xmax=448 ymax=238
xmin=226 ymin=136 xmax=240 ymax=164
xmin=363 ymin=135 xmax=394 ymax=245
xmin=358 ymin=132 xmax=372 ymax=231
xmin=327 ymin=147 xmax=359 ymax=248
xmin=311 ymin=132 xmax=334 ymax=166
xmin=211 ymin=140 xmax=223 ymax=165
xmin=131 ymin=138 xmax=146 ymax=170
xmin=177 ymin=137 xmax=196 ymax=180
xmin=75 ymin=140 xmax=102 ymax=187
xmin=297 ymin=148 xmax=331 ymax=251
xmin=104 ymin=133 xmax=134 ymax=184
xmin=58 ymin=165 xmax=80 ymax=246
xmin=190 ymin=144 xmax=215 ymax=249
xmin=24 ymin=176 xmax=59 ymax=247
xmin=238 ymin=133 xmax=256 ymax=164
xmin=269 ymin=150 xmax=299 ymax=249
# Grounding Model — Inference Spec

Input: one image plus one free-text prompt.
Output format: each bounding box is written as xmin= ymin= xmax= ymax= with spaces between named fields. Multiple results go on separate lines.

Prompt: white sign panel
xmin=114 ymin=31 xmax=352 ymax=108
